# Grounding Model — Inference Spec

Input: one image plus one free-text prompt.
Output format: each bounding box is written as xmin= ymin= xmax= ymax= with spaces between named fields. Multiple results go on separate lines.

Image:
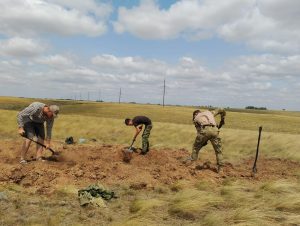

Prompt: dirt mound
xmin=0 ymin=141 xmax=299 ymax=193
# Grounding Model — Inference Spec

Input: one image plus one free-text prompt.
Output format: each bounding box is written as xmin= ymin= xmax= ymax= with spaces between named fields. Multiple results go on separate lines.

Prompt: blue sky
xmin=0 ymin=0 xmax=300 ymax=110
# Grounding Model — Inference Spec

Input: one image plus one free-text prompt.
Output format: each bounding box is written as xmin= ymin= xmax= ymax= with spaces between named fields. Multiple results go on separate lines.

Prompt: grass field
xmin=0 ymin=96 xmax=300 ymax=226
xmin=1 ymin=96 xmax=299 ymax=161
xmin=1 ymin=96 xmax=300 ymax=134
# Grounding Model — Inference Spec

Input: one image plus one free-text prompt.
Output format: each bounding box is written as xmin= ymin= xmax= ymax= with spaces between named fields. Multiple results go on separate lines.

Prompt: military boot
xmin=182 ymin=156 xmax=194 ymax=165
xmin=217 ymin=165 xmax=224 ymax=174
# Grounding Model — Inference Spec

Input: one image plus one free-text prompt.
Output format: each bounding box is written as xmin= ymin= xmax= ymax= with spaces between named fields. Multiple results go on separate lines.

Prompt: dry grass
xmin=1 ymin=96 xmax=300 ymax=134
xmin=1 ymin=97 xmax=300 ymax=226
xmin=166 ymin=179 xmax=300 ymax=225
xmin=170 ymin=180 xmax=193 ymax=192
xmin=169 ymin=189 xmax=223 ymax=220
xmin=129 ymin=199 xmax=166 ymax=214
xmin=1 ymin=108 xmax=300 ymax=162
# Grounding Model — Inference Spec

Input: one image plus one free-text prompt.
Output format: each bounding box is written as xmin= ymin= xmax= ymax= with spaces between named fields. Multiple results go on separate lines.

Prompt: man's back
xmin=194 ymin=111 xmax=216 ymax=126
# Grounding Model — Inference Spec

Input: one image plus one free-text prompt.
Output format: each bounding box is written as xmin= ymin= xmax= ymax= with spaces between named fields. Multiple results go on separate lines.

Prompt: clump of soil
xmin=0 ymin=141 xmax=299 ymax=193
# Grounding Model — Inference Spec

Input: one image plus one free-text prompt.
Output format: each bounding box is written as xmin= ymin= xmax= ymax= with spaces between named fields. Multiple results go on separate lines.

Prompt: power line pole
xmin=119 ymin=88 xmax=122 ymax=104
xmin=163 ymin=79 xmax=166 ymax=107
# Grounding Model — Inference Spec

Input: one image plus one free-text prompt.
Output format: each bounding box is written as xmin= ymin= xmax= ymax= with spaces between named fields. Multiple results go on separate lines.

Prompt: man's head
xmin=193 ymin=110 xmax=201 ymax=120
xmin=125 ymin=118 xmax=133 ymax=126
xmin=43 ymin=105 xmax=59 ymax=119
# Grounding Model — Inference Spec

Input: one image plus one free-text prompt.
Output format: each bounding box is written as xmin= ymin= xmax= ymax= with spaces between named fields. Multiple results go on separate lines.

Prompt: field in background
xmin=0 ymin=96 xmax=300 ymax=226
xmin=1 ymin=96 xmax=300 ymax=134
xmin=1 ymin=96 xmax=300 ymax=162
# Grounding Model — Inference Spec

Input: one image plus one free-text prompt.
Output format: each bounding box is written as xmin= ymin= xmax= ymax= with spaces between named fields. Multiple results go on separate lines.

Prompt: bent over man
xmin=17 ymin=102 xmax=59 ymax=164
xmin=188 ymin=108 xmax=226 ymax=172
xmin=125 ymin=116 xmax=152 ymax=155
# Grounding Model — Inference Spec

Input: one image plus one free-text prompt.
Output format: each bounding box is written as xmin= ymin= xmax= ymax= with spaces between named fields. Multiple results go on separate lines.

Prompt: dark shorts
xmin=24 ymin=122 xmax=45 ymax=140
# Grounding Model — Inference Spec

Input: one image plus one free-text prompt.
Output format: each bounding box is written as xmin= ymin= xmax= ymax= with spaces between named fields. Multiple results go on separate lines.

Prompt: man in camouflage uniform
xmin=125 ymin=116 xmax=152 ymax=155
xmin=187 ymin=108 xmax=226 ymax=172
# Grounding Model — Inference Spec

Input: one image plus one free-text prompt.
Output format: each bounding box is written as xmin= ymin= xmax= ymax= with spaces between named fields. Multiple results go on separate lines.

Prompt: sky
xmin=0 ymin=0 xmax=300 ymax=110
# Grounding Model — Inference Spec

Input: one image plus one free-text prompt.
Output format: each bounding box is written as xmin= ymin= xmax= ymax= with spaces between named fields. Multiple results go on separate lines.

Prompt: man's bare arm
xmin=213 ymin=108 xmax=226 ymax=129
xmin=134 ymin=125 xmax=143 ymax=139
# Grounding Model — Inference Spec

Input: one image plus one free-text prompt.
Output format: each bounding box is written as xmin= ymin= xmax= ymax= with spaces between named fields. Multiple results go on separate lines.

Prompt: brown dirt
xmin=0 ymin=140 xmax=299 ymax=193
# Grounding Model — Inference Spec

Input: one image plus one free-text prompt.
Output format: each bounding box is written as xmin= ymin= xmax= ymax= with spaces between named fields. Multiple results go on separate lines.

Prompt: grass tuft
xmin=169 ymin=189 xmax=223 ymax=220
xmin=129 ymin=199 xmax=165 ymax=214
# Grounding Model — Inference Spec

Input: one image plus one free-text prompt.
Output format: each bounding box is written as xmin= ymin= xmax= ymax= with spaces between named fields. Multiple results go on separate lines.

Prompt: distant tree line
xmin=245 ymin=106 xmax=267 ymax=110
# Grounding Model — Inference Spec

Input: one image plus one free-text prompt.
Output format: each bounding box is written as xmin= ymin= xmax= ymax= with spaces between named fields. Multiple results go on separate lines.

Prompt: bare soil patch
xmin=0 ymin=140 xmax=299 ymax=193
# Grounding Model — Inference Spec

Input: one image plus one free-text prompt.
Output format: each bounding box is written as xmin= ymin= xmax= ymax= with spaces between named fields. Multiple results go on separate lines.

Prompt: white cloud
xmin=92 ymin=54 xmax=168 ymax=74
xmin=0 ymin=60 xmax=26 ymax=85
xmin=114 ymin=0 xmax=252 ymax=39
xmin=226 ymin=54 xmax=300 ymax=79
xmin=218 ymin=3 xmax=300 ymax=53
xmin=252 ymin=82 xmax=272 ymax=90
xmin=0 ymin=0 xmax=112 ymax=37
xmin=113 ymin=0 xmax=300 ymax=53
xmin=0 ymin=37 xmax=46 ymax=57
xmin=67 ymin=67 xmax=99 ymax=77
xmin=35 ymin=54 xmax=74 ymax=68
xmin=47 ymin=0 xmax=112 ymax=18
xmin=1 ymin=0 xmax=299 ymax=109
xmin=1 ymin=52 xmax=300 ymax=109
xmin=259 ymin=0 xmax=300 ymax=29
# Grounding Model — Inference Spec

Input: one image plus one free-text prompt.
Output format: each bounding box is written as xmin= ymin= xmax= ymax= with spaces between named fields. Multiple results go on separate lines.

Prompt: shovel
xmin=127 ymin=138 xmax=136 ymax=152
xmin=122 ymin=138 xmax=136 ymax=163
xmin=21 ymin=135 xmax=60 ymax=156
xmin=252 ymin=126 xmax=262 ymax=176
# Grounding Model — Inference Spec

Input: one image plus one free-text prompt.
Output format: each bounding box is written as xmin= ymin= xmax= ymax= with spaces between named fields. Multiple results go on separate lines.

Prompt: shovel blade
xmin=122 ymin=149 xmax=133 ymax=163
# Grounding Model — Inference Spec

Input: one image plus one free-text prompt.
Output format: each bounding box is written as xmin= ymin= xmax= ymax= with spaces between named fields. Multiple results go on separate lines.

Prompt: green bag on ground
xmin=78 ymin=184 xmax=117 ymax=207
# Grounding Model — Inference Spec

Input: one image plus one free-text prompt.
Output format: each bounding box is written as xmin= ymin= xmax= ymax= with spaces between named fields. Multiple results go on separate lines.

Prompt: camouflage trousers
xmin=191 ymin=126 xmax=224 ymax=166
xmin=142 ymin=125 xmax=152 ymax=153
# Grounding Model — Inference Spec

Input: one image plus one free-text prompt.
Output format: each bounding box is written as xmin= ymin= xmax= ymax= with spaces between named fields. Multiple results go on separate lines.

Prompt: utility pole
xmin=79 ymin=92 xmax=82 ymax=101
xmin=118 ymin=88 xmax=122 ymax=104
xmin=163 ymin=79 xmax=166 ymax=107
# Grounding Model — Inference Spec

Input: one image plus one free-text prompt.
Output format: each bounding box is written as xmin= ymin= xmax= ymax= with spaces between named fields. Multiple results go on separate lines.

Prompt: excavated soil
xmin=0 ymin=140 xmax=299 ymax=193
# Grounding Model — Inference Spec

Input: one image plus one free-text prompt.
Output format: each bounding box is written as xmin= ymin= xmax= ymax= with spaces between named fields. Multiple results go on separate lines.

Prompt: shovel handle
xmin=252 ymin=126 xmax=262 ymax=175
xmin=130 ymin=139 xmax=135 ymax=147
xmin=127 ymin=138 xmax=136 ymax=151
xmin=21 ymin=135 xmax=56 ymax=155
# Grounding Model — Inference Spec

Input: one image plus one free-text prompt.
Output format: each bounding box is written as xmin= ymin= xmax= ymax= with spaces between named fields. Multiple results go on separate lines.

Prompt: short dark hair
xmin=124 ymin=118 xmax=131 ymax=125
xmin=193 ymin=110 xmax=201 ymax=119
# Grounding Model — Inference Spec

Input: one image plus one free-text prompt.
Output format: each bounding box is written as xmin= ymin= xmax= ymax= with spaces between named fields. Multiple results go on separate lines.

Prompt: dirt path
xmin=0 ymin=140 xmax=299 ymax=193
